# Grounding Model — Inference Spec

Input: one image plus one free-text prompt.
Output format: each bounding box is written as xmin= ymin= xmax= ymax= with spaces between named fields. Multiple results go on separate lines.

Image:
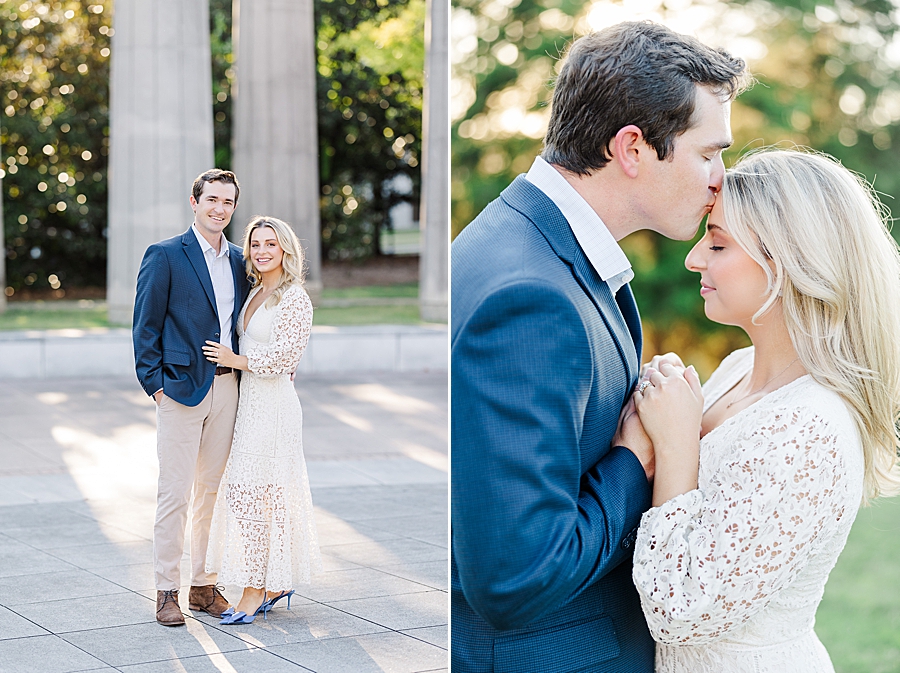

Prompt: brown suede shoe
xmin=156 ymin=589 xmax=185 ymax=626
xmin=189 ymin=584 xmax=230 ymax=618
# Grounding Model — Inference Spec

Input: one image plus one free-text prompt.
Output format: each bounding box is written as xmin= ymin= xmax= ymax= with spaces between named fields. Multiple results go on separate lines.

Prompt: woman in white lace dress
xmin=201 ymin=215 xmax=322 ymax=624
xmin=624 ymin=149 xmax=900 ymax=672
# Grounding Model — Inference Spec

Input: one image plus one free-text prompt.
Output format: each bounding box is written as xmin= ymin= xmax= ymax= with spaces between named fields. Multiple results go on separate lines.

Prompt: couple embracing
xmin=452 ymin=22 xmax=900 ymax=673
xmin=133 ymin=169 xmax=321 ymax=627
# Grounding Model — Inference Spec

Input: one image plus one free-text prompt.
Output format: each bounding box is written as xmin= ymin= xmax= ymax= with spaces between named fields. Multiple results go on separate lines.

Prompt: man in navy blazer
xmin=133 ymin=169 xmax=250 ymax=626
xmin=451 ymin=23 xmax=749 ymax=671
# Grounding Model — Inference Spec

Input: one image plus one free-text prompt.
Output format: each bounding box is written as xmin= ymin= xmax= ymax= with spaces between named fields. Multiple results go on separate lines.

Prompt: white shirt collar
xmin=192 ymin=223 xmax=229 ymax=258
xmin=524 ymin=156 xmax=633 ymax=292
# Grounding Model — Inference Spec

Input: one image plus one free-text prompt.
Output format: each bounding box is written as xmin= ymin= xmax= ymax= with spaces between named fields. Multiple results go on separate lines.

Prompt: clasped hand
xmin=614 ymin=353 xmax=704 ymax=502
xmin=634 ymin=361 xmax=704 ymax=451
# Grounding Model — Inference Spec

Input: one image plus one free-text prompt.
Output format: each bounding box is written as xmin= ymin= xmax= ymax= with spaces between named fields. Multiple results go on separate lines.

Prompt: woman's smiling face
xmin=684 ymin=197 xmax=773 ymax=329
xmin=250 ymin=226 xmax=284 ymax=275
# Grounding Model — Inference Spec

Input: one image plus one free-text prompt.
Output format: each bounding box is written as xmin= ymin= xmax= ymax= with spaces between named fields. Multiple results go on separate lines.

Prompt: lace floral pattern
xmin=633 ymin=347 xmax=864 ymax=672
xmin=206 ymin=284 xmax=322 ymax=590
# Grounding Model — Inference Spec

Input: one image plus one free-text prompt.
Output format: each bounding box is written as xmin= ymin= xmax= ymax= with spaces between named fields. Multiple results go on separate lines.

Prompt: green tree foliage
xmin=0 ymin=0 xmax=424 ymax=297
xmin=315 ymin=0 xmax=424 ymax=260
xmin=210 ymin=0 xmax=234 ymax=170
xmin=0 ymin=0 xmax=111 ymax=296
xmin=452 ymin=0 xmax=900 ymax=374
xmin=208 ymin=0 xmax=425 ymax=261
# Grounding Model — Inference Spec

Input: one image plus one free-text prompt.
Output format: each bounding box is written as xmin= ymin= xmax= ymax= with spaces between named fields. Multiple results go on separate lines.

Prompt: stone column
xmin=418 ymin=0 xmax=448 ymax=323
xmin=0 ymin=155 xmax=6 ymax=314
xmin=107 ymin=0 xmax=216 ymax=325
xmin=231 ymin=0 xmax=322 ymax=299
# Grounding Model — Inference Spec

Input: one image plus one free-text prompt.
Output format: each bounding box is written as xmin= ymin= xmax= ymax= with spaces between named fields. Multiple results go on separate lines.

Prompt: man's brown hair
xmin=192 ymin=168 xmax=240 ymax=204
xmin=543 ymin=22 xmax=750 ymax=176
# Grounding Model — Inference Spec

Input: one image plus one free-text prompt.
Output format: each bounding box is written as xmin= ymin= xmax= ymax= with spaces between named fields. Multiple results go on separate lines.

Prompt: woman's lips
xmin=700 ymin=282 xmax=715 ymax=296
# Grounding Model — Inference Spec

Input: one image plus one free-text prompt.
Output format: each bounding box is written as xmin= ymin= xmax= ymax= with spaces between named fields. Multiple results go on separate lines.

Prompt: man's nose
xmin=710 ymin=156 xmax=726 ymax=193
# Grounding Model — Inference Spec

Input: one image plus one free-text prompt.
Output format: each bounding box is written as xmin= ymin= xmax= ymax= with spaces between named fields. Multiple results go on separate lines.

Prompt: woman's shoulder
xmin=784 ymin=376 xmax=859 ymax=436
xmin=278 ymin=283 xmax=311 ymax=306
xmin=747 ymin=377 xmax=863 ymax=474
xmin=702 ymin=346 xmax=754 ymax=397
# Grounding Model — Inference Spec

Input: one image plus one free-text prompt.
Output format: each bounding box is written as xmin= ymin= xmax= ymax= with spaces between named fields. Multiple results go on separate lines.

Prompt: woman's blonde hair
xmin=722 ymin=147 xmax=900 ymax=502
xmin=242 ymin=215 xmax=306 ymax=308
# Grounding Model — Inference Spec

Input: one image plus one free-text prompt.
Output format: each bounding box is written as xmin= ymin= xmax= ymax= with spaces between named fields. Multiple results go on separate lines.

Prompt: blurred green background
xmin=452 ymin=1 xmax=900 ymax=669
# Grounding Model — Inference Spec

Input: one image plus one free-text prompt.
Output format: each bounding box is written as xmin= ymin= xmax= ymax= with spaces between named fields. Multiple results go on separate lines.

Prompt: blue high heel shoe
xmin=219 ymin=597 xmax=270 ymax=625
xmin=263 ymin=590 xmax=294 ymax=612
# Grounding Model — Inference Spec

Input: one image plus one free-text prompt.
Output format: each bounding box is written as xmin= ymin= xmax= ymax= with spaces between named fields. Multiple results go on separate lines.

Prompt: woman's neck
xmin=259 ymin=269 xmax=281 ymax=293
xmin=744 ymin=310 xmax=805 ymax=389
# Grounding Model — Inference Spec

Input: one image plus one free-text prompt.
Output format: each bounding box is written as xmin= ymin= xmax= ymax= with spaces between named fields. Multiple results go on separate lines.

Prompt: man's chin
xmin=674 ymin=223 xmax=702 ymax=241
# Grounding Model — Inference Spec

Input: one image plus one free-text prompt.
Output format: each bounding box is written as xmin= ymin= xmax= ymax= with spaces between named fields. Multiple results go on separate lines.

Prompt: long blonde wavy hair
xmin=242 ymin=215 xmax=306 ymax=308
xmin=722 ymin=147 xmax=900 ymax=502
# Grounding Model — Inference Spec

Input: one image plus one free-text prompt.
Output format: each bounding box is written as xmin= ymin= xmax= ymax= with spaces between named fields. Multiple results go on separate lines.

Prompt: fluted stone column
xmin=231 ymin=0 xmax=322 ymax=299
xmin=0 ymin=159 xmax=6 ymax=314
xmin=107 ymin=0 xmax=216 ymax=325
xmin=418 ymin=0 xmax=448 ymax=323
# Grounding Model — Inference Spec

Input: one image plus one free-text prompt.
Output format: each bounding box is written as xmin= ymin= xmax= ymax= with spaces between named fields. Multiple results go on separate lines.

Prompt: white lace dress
xmin=206 ymin=283 xmax=322 ymax=591
xmin=632 ymin=346 xmax=864 ymax=673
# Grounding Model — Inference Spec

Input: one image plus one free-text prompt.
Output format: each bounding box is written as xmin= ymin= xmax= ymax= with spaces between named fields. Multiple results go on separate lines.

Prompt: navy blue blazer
xmin=133 ymin=228 xmax=251 ymax=407
xmin=451 ymin=176 xmax=655 ymax=672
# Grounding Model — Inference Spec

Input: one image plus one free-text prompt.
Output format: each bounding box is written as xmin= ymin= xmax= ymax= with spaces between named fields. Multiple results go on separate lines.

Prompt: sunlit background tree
xmin=0 ymin=0 xmax=424 ymax=300
xmin=452 ymin=0 xmax=900 ymax=377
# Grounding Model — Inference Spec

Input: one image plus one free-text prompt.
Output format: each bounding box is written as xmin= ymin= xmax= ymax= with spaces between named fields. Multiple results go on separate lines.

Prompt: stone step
xmin=0 ymin=324 xmax=447 ymax=379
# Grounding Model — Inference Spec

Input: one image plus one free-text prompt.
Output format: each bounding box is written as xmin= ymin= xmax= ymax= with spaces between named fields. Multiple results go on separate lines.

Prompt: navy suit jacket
xmin=451 ymin=176 xmax=655 ymax=672
xmin=133 ymin=228 xmax=251 ymax=407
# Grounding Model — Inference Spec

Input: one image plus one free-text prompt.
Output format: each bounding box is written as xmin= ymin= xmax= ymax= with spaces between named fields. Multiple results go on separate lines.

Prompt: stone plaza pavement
xmin=0 ymin=371 xmax=448 ymax=672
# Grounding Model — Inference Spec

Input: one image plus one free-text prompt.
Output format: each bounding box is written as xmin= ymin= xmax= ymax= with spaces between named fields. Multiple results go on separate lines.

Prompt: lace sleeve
xmin=245 ymin=285 xmax=313 ymax=377
xmin=632 ymin=406 xmax=854 ymax=644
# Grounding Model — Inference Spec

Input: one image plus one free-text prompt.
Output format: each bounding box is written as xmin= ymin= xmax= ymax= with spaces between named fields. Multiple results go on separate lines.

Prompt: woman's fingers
xmin=202 ymin=342 xmax=221 ymax=363
xmin=685 ymin=365 xmax=703 ymax=399
xmin=650 ymin=352 xmax=685 ymax=373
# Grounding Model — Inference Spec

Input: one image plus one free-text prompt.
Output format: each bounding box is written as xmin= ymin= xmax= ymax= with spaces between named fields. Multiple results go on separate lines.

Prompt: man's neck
xmin=551 ymin=163 xmax=637 ymax=242
xmin=195 ymin=223 xmax=224 ymax=253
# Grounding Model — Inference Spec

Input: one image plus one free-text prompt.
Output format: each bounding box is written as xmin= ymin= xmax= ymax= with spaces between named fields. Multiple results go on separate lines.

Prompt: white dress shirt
xmin=192 ymin=224 xmax=235 ymax=345
xmin=524 ymin=156 xmax=634 ymax=294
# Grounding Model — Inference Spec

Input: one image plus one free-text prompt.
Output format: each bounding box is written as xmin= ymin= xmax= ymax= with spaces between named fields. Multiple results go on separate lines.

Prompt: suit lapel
xmin=182 ymin=230 xmax=218 ymax=317
xmin=616 ymin=284 xmax=642 ymax=365
xmin=570 ymin=253 xmax=639 ymax=382
xmin=500 ymin=176 xmax=640 ymax=382
xmin=229 ymin=243 xmax=246 ymax=325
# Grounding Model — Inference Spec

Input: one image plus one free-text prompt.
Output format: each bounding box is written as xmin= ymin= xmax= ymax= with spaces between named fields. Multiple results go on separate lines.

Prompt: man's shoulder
xmin=148 ymin=229 xmax=192 ymax=252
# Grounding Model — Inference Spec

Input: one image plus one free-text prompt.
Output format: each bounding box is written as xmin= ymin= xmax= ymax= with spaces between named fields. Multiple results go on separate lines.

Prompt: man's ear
xmin=611 ymin=125 xmax=644 ymax=179
xmin=189 ymin=195 xmax=198 ymax=212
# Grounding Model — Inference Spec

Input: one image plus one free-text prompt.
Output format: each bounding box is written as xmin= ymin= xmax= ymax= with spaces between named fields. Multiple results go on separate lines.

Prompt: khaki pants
xmin=154 ymin=373 xmax=238 ymax=590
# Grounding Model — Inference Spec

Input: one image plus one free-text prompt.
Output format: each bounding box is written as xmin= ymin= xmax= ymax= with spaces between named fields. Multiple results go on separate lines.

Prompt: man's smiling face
xmin=190 ymin=180 xmax=237 ymax=243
